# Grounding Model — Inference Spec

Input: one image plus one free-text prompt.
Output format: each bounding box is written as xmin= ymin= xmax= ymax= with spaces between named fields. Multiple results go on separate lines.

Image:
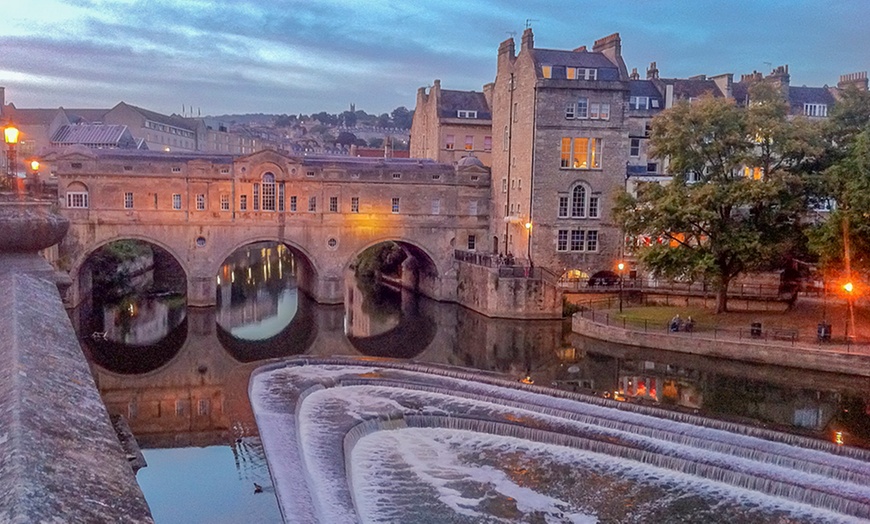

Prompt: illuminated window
xmin=262 ymin=173 xmax=276 ymax=211
xmin=484 ymin=136 xmax=492 ymax=151
xmin=329 ymin=196 xmax=338 ymax=212
xmin=630 ymin=138 xmax=640 ymax=157
xmin=445 ymin=134 xmax=455 ymax=150
xmin=560 ymin=137 xmax=602 ymax=169
xmin=467 ymin=234 xmax=476 ymax=250
xmin=308 ymin=196 xmax=316 ymax=212
xmin=542 ymin=65 xmax=552 ymax=78
xmin=220 ymin=194 xmax=230 ymax=211
xmin=391 ymin=197 xmax=400 ymax=213
xmin=240 ymin=194 xmax=247 ymax=211
xmin=196 ymin=194 xmax=205 ymax=210
xmin=351 ymin=197 xmax=359 ymax=213
xmin=67 ymin=192 xmax=89 ymax=208
xmin=465 ymin=135 xmax=473 ymax=150
xmin=172 ymin=193 xmax=182 ymax=210
xmin=124 ymin=192 xmax=133 ymax=209
xmin=743 ymin=166 xmax=764 ymax=179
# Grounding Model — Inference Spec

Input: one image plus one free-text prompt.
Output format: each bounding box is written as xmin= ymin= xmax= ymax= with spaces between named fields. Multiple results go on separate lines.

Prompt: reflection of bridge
xmin=51 ymin=148 xmax=491 ymax=307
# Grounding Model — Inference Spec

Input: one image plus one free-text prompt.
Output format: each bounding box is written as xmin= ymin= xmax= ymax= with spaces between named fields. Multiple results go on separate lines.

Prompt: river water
xmin=70 ymin=242 xmax=870 ymax=523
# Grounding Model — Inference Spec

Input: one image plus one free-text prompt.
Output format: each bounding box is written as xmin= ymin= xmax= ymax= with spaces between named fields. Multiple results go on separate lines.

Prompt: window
xmin=467 ymin=234 xmax=476 ymax=250
xmin=465 ymin=135 xmax=474 ymax=150
xmin=501 ymin=178 xmax=507 ymax=193
xmin=196 ymin=194 xmax=205 ymax=210
xmin=590 ymin=103 xmax=600 ymax=119
xmin=220 ymin=194 xmax=230 ymax=211
xmin=172 ymin=193 xmax=182 ymax=210
xmin=630 ymin=138 xmax=641 ymax=157
xmin=445 ymin=134 xmax=455 ymax=150
xmin=644 ymin=122 xmax=652 ymax=136
xmin=220 ymin=167 xmax=230 ymax=174
xmin=560 ymin=137 xmax=602 ymax=169
xmin=308 ymin=196 xmax=316 ymax=212
xmin=172 ymin=167 xmax=181 ymax=173
xmin=67 ymin=192 xmax=89 ymax=208
xmin=503 ymin=126 xmax=509 ymax=150
xmin=558 ymin=196 xmax=569 ymax=218
xmin=557 ymin=230 xmax=568 ymax=251
xmin=598 ymin=103 xmax=610 ymax=120
xmin=571 ymin=186 xmax=587 ymax=218
xmin=743 ymin=166 xmax=764 ymax=179
xmin=647 ymin=163 xmax=658 ymax=173
xmin=431 ymin=174 xmax=441 ymax=180
xmin=253 ymin=183 xmax=260 ymax=211
xmin=484 ymin=136 xmax=492 ymax=151
xmin=586 ymin=230 xmax=598 ymax=251
xmin=240 ymin=194 xmax=248 ymax=211
xmin=570 ymin=230 xmax=584 ymax=251
xmin=565 ymin=102 xmax=576 ymax=119
xmin=588 ymin=196 xmax=599 ymax=218
xmin=198 ymin=399 xmax=210 ymax=416
xmin=457 ymin=110 xmax=477 ymax=118
xmin=329 ymin=196 xmax=338 ymax=212
xmin=290 ymin=195 xmax=297 ymax=212
xmin=542 ymin=65 xmax=552 ymax=78
xmin=278 ymin=182 xmax=285 ymax=211
xmin=469 ymin=201 xmax=478 ymax=215
xmin=391 ymin=197 xmax=400 ymax=213
xmin=576 ymin=98 xmax=588 ymax=119
xmin=124 ymin=192 xmax=133 ymax=209
xmin=804 ymin=103 xmax=827 ymax=117
xmin=630 ymin=96 xmax=650 ymax=110
xmin=432 ymin=199 xmax=441 ymax=214
xmin=351 ymin=197 xmax=359 ymax=213
xmin=306 ymin=170 xmax=315 ymax=177
xmin=262 ymin=173 xmax=276 ymax=211
xmin=392 ymin=172 xmax=401 ymax=179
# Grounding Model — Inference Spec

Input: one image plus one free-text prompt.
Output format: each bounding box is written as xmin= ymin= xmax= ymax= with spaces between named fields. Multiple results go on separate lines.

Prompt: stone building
xmin=490 ymin=29 xmax=631 ymax=281
xmin=410 ymin=79 xmax=494 ymax=166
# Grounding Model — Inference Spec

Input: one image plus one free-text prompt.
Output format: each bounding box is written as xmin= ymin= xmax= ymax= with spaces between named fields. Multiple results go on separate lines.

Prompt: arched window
xmin=66 ymin=181 xmax=89 ymax=209
xmin=571 ymin=185 xmax=587 ymax=218
xmin=262 ymin=172 xmax=276 ymax=211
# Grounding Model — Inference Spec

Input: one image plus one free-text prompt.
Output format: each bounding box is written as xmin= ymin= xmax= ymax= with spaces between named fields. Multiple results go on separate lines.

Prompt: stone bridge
xmin=48 ymin=148 xmax=491 ymax=307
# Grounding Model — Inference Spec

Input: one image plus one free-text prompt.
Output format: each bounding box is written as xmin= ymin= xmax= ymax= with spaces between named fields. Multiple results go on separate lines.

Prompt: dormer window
xmin=457 ymin=110 xmax=478 ymax=118
xmin=629 ymin=96 xmax=650 ymax=110
xmin=804 ymin=103 xmax=828 ymax=117
xmin=542 ymin=65 xmax=552 ymax=78
xmin=567 ymin=67 xmax=597 ymax=80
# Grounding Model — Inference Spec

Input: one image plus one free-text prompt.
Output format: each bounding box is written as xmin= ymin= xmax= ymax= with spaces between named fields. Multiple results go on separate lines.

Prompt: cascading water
xmin=250 ymin=358 xmax=870 ymax=523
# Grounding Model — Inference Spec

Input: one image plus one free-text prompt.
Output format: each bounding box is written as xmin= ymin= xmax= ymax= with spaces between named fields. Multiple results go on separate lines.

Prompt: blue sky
xmin=1 ymin=0 xmax=868 ymax=116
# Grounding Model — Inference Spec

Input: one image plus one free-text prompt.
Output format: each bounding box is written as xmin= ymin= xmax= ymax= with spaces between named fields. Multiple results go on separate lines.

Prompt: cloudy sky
xmin=1 ymin=0 xmax=868 ymax=117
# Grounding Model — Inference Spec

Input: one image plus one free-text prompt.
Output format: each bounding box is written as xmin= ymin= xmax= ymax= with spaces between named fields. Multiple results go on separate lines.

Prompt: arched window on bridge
xmin=262 ymin=173 xmax=276 ymax=211
xmin=66 ymin=181 xmax=89 ymax=209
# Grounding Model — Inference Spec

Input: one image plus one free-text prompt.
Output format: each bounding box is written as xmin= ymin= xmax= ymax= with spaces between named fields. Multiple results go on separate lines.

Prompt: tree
xmin=390 ymin=106 xmax=413 ymax=129
xmin=340 ymin=110 xmax=357 ymax=128
xmin=615 ymin=90 xmax=815 ymax=313
xmin=335 ymin=131 xmax=358 ymax=146
xmin=368 ymin=137 xmax=384 ymax=148
xmin=376 ymin=113 xmax=391 ymax=128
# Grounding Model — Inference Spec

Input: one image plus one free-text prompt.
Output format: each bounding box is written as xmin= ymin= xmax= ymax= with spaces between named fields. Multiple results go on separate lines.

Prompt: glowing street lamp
xmin=843 ymin=281 xmax=855 ymax=341
xmin=524 ymin=220 xmax=533 ymax=268
xmin=4 ymin=125 xmax=19 ymax=185
xmin=617 ymin=262 xmax=625 ymax=313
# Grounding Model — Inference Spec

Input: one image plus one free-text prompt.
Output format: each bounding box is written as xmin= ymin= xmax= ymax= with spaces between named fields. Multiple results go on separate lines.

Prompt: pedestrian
xmin=669 ymin=314 xmax=682 ymax=332
xmin=684 ymin=316 xmax=694 ymax=332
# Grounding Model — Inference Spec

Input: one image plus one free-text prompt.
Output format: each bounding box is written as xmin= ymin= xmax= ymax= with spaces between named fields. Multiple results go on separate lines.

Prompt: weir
xmin=251 ymin=358 xmax=870 ymax=522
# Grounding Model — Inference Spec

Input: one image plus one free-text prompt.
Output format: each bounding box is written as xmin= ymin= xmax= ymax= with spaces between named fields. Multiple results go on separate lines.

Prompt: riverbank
xmin=570 ymin=296 xmax=870 ymax=377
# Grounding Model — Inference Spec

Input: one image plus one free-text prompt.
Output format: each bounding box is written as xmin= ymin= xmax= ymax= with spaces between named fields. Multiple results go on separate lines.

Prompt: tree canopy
xmin=615 ymin=85 xmax=821 ymax=312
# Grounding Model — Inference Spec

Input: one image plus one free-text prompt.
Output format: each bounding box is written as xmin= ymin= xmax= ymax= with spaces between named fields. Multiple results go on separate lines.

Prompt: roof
xmin=117 ymin=102 xmax=198 ymax=131
xmin=788 ymin=86 xmax=836 ymax=107
xmin=438 ymin=90 xmax=491 ymax=120
xmin=64 ymin=109 xmax=111 ymax=123
xmin=662 ymin=78 xmax=725 ymax=99
xmin=4 ymin=108 xmax=63 ymax=126
xmin=532 ymin=49 xmax=621 ymax=81
xmin=51 ymin=124 xmax=135 ymax=147
xmin=629 ymin=80 xmax=662 ymax=99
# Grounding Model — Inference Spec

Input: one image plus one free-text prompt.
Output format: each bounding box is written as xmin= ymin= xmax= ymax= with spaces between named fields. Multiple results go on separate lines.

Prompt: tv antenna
xmin=506 ymin=30 xmax=516 ymax=38
xmin=525 ymin=18 xmax=538 ymax=29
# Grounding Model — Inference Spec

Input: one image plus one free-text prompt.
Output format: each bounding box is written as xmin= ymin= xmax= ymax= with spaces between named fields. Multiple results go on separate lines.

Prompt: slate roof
xmin=788 ymin=86 xmax=836 ymax=107
xmin=120 ymin=103 xmax=197 ymax=131
xmin=5 ymin=108 xmax=63 ymax=125
xmin=51 ymin=124 xmax=137 ymax=148
xmin=532 ymin=49 xmax=621 ymax=81
xmin=662 ymin=78 xmax=725 ymax=99
xmin=438 ymin=90 xmax=491 ymax=120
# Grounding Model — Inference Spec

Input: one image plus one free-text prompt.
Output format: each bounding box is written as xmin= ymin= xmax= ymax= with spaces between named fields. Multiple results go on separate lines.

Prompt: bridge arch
xmin=70 ymin=234 xmax=191 ymax=288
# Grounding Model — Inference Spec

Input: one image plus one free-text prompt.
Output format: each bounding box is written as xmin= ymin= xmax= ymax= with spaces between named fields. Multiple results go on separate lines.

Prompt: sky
xmin=1 ymin=0 xmax=869 ymax=118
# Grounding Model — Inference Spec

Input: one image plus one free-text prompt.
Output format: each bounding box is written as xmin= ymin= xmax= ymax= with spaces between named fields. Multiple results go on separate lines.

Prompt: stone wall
xmin=456 ymin=261 xmax=561 ymax=319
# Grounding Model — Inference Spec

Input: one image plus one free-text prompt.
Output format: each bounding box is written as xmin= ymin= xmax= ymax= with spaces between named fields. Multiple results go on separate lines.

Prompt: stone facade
xmin=491 ymin=29 xmax=630 ymax=280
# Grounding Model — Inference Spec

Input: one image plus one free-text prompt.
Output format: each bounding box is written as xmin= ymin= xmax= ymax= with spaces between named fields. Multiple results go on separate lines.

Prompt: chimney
xmin=592 ymin=33 xmax=628 ymax=79
xmin=350 ymin=144 xmax=358 ymax=156
xmin=838 ymin=71 xmax=868 ymax=91
xmin=646 ymin=61 xmax=659 ymax=80
xmin=384 ymin=137 xmax=392 ymax=158
xmin=740 ymin=71 xmax=763 ymax=84
xmin=767 ymin=64 xmax=790 ymax=93
xmin=710 ymin=73 xmax=733 ymax=99
xmin=629 ymin=68 xmax=640 ymax=80
xmin=573 ymin=46 xmax=587 ymax=53
xmin=498 ymin=37 xmax=516 ymax=59
xmin=521 ymin=28 xmax=534 ymax=50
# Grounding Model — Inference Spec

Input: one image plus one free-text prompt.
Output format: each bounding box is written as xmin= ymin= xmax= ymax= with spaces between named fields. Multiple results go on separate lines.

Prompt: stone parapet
xmin=572 ymin=314 xmax=870 ymax=377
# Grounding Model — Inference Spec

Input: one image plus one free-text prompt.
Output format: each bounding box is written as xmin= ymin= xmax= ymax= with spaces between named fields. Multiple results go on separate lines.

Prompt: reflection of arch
xmin=216 ymin=292 xmax=317 ymax=362
xmin=588 ymin=270 xmax=619 ymax=286
xmin=83 ymin=316 xmax=188 ymax=375
xmin=346 ymin=286 xmax=437 ymax=358
xmin=212 ymin=237 xmax=320 ymax=285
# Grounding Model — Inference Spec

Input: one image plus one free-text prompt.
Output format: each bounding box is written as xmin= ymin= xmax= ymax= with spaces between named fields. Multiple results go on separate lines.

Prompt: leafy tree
xmin=368 ymin=137 xmax=384 ymax=148
xmin=340 ymin=110 xmax=357 ymax=128
xmin=376 ymin=113 xmax=391 ymax=128
xmin=336 ymin=131 xmax=358 ymax=146
xmin=390 ymin=106 xmax=413 ymax=129
xmin=616 ymin=89 xmax=815 ymax=313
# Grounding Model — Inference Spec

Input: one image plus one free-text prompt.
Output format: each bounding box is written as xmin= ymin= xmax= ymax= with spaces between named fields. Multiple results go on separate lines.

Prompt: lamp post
xmin=524 ymin=220 xmax=533 ymax=268
xmin=617 ymin=262 xmax=625 ymax=313
xmin=843 ymin=281 xmax=855 ymax=342
xmin=4 ymin=125 xmax=19 ymax=188
xmin=30 ymin=159 xmax=40 ymax=195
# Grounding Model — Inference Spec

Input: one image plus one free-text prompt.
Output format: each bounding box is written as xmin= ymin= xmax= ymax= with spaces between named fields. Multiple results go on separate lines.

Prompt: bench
xmin=769 ymin=328 xmax=798 ymax=342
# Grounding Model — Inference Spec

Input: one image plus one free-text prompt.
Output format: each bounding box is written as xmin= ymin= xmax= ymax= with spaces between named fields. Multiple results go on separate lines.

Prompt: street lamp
xmin=617 ymin=262 xmax=625 ymax=313
xmin=524 ymin=221 xmax=533 ymax=268
xmin=4 ymin=125 xmax=19 ymax=187
xmin=843 ymin=281 xmax=855 ymax=341
xmin=30 ymin=159 xmax=40 ymax=195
